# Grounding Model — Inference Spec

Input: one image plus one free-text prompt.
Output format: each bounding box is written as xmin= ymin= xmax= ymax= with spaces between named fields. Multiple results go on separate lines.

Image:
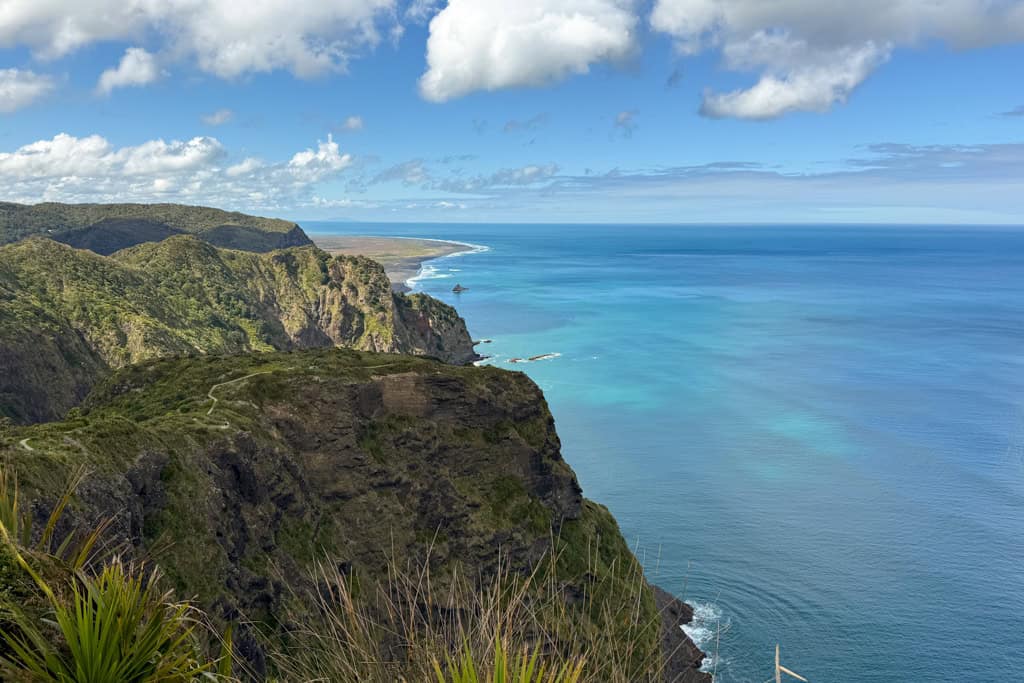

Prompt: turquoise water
xmin=309 ymin=223 xmax=1024 ymax=682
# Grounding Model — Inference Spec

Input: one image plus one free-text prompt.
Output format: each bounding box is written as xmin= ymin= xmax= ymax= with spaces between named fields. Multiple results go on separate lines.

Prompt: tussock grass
xmin=264 ymin=540 xmax=674 ymax=683
xmin=0 ymin=464 xmax=230 ymax=682
xmin=0 ymin=462 xmax=686 ymax=682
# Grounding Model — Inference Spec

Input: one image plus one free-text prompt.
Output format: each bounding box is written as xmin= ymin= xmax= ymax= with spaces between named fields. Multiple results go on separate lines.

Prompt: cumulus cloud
xmin=405 ymin=0 xmax=442 ymax=23
xmin=651 ymin=0 xmax=1024 ymax=119
xmin=96 ymin=47 xmax=160 ymax=95
xmin=0 ymin=133 xmax=224 ymax=178
xmin=0 ymin=132 xmax=354 ymax=209
xmin=202 ymin=109 xmax=234 ymax=126
xmin=701 ymin=40 xmax=888 ymax=119
xmin=419 ymin=0 xmax=638 ymax=102
xmin=0 ymin=69 xmax=54 ymax=112
xmin=0 ymin=0 xmax=395 ymax=79
xmin=287 ymin=135 xmax=353 ymax=182
xmin=226 ymin=157 xmax=263 ymax=177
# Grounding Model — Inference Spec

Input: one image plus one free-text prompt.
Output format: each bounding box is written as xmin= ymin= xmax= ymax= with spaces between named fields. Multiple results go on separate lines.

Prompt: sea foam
xmin=406 ymin=240 xmax=490 ymax=289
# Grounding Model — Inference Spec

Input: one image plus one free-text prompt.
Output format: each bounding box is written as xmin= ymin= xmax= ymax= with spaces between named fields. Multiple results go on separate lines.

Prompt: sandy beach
xmin=314 ymin=235 xmax=472 ymax=291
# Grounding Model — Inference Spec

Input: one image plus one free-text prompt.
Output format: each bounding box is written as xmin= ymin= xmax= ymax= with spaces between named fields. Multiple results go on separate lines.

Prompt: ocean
xmin=308 ymin=223 xmax=1024 ymax=683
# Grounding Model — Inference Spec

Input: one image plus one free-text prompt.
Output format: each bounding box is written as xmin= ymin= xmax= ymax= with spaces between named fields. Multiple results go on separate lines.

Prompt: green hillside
xmin=0 ymin=349 xmax=708 ymax=681
xmin=0 ymin=236 xmax=477 ymax=423
xmin=0 ymin=202 xmax=312 ymax=254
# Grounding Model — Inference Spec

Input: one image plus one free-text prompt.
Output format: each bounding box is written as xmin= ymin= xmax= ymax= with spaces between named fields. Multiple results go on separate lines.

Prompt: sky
xmin=1 ymin=0 xmax=1023 ymax=224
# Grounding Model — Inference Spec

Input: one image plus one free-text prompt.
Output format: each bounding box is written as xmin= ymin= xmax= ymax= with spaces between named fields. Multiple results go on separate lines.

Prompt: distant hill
xmin=0 ymin=202 xmax=313 ymax=254
xmin=0 ymin=236 xmax=478 ymax=423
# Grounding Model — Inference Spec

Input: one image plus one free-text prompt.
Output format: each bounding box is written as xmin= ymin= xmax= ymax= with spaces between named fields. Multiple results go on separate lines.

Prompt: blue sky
xmin=1 ymin=0 xmax=1023 ymax=223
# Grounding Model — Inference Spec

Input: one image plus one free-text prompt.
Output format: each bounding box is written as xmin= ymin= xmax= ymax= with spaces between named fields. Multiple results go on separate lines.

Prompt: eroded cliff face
xmin=0 ymin=237 xmax=477 ymax=423
xmin=3 ymin=350 xmax=707 ymax=682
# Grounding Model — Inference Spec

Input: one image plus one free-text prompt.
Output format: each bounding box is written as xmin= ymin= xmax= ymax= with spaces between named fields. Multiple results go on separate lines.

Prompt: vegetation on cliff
xmin=0 ymin=237 xmax=477 ymax=423
xmin=0 ymin=202 xmax=312 ymax=254
xmin=0 ymin=203 xmax=706 ymax=680
xmin=0 ymin=349 xmax=707 ymax=681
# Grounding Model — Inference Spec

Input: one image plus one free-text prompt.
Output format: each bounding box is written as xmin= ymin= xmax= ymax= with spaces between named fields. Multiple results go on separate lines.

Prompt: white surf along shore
xmin=404 ymin=238 xmax=491 ymax=289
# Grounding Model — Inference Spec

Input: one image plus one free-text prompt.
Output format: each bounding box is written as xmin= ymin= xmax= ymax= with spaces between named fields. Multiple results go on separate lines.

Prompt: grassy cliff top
xmin=0 ymin=202 xmax=311 ymax=253
xmin=0 ymin=348 xmax=707 ymax=681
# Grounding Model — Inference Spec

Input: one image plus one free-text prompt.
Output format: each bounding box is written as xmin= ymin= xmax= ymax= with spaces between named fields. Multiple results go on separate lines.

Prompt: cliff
xmin=0 ymin=237 xmax=478 ymax=423
xmin=0 ymin=349 xmax=707 ymax=681
xmin=0 ymin=201 xmax=313 ymax=254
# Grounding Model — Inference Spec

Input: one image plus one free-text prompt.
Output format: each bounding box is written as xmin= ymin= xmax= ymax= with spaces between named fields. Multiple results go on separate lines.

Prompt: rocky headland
xmin=0 ymin=235 xmax=478 ymax=423
xmin=0 ymin=204 xmax=708 ymax=681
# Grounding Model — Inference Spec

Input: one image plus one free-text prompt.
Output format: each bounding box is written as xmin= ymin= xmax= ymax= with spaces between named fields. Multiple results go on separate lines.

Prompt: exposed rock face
xmin=654 ymin=587 xmax=713 ymax=683
xmin=0 ymin=201 xmax=314 ymax=253
xmin=3 ymin=350 xmax=709 ymax=681
xmin=0 ymin=237 xmax=477 ymax=423
xmin=393 ymin=292 xmax=480 ymax=365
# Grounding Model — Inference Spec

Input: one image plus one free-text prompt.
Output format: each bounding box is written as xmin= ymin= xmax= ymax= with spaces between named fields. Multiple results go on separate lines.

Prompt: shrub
xmin=0 ymin=465 xmax=229 ymax=682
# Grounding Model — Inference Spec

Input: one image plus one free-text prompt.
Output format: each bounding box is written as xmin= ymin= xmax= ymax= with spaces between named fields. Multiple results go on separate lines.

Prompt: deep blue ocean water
xmin=309 ymin=223 xmax=1024 ymax=683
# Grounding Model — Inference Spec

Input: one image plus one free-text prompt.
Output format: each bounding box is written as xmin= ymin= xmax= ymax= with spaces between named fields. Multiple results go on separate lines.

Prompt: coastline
xmin=317 ymin=230 xmax=711 ymax=680
xmin=314 ymin=234 xmax=487 ymax=292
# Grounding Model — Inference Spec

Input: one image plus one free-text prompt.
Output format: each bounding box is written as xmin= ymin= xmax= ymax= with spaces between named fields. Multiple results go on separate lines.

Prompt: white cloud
xmin=310 ymin=196 xmax=379 ymax=209
xmin=0 ymin=69 xmax=54 ymax=112
xmin=0 ymin=0 xmax=396 ymax=79
xmin=405 ymin=0 xmax=442 ymax=23
xmin=651 ymin=0 xmax=1024 ymax=119
xmin=420 ymin=0 xmax=638 ymax=102
xmin=202 ymin=109 xmax=234 ymax=126
xmin=117 ymin=137 xmax=225 ymax=175
xmin=288 ymin=134 xmax=353 ymax=181
xmin=226 ymin=158 xmax=263 ymax=177
xmin=96 ymin=47 xmax=160 ymax=95
xmin=0 ymin=133 xmax=223 ymax=178
xmin=700 ymin=41 xmax=888 ymax=119
xmin=341 ymin=115 xmax=364 ymax=130
xmin=0 ymin=132 xmax=354 ymax=210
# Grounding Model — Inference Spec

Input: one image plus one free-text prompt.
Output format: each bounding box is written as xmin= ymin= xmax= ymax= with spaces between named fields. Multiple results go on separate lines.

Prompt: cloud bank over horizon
xmin=0 ymin=132 xmax=352 ymax=211
xmin=3 ymin=129 xmax=1022 ymax=224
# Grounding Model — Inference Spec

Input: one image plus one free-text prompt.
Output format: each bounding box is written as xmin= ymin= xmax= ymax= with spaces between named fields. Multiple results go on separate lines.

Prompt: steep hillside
xmin=0 ymin=202 xmax=312 ymax=254
xmin=0 ymin=237 xmax=477 ymax=423
xmin=0 ymin=349 xmax=708 ymax=681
